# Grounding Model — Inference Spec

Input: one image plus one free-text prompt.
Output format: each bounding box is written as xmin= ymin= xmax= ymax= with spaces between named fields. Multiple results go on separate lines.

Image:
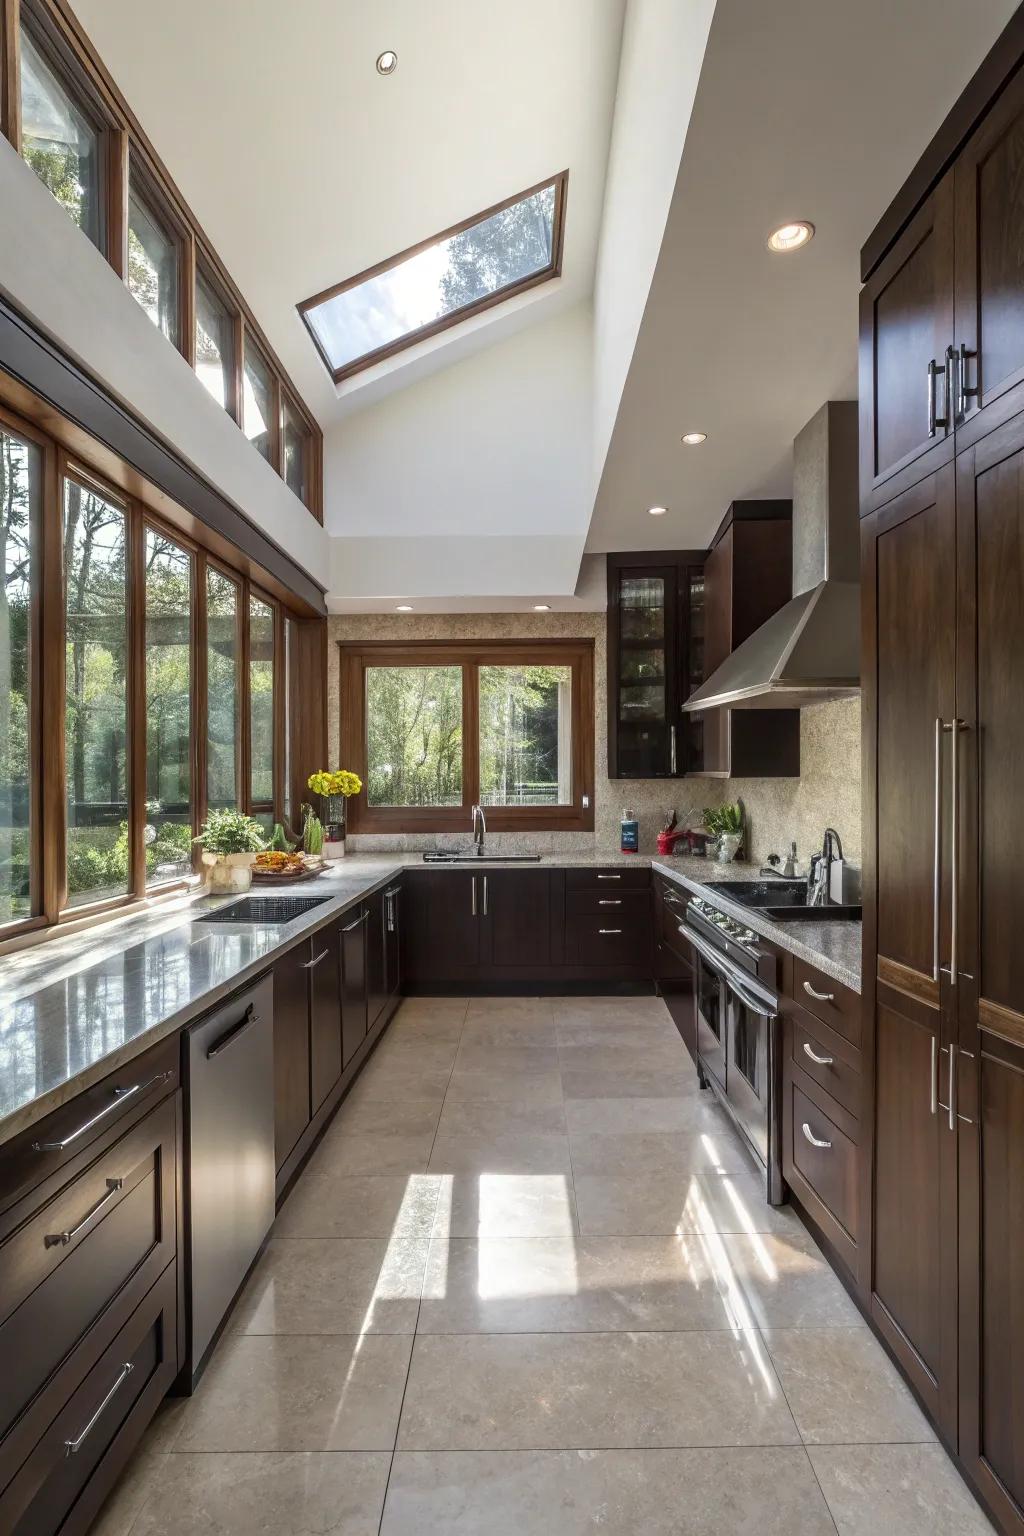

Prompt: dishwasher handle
xmin=206 ymin=1003 xmax=260 ymax=1059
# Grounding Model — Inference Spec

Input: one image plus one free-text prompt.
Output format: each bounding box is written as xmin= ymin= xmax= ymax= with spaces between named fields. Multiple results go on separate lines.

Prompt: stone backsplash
xmin=326 ymin=614 xmax=861 ymax=874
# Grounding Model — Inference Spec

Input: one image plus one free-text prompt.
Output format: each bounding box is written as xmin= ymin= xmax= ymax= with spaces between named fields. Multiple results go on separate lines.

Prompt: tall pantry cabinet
xmin=860 ymin=38 xmax=1024 ymax=1534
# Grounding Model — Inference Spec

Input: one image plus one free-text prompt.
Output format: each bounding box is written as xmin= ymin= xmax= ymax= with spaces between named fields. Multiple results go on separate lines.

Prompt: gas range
xmin=686 ymin=894 xmax=778 ymax=992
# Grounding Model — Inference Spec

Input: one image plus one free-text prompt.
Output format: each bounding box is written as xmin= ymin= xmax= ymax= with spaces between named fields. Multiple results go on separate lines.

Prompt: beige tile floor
xmin=94 ymin=995 xmax=994 ymax=1535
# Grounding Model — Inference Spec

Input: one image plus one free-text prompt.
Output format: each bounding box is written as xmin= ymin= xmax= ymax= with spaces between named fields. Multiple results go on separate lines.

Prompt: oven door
xmin=725 ymin=973 xmax=778 ymax=1167
xmin=693 ymin=941 xmax=728 ymax=1092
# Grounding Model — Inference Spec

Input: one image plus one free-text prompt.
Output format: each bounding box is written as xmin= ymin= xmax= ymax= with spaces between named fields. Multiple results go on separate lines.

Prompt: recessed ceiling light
xmin=647 ymin=505 xmax=668 ymax=516
xmin=533 ymin=604 xmax=551 ymax=611
xmin=767 ymin=220 xmax=814 ymax=253
xmin=376 ymin=50 xmax=398 ymax=75
xmin=395 ymin=603 xmax=413 ymax=612
xmin=681 ymin=431 xmax=707 ymax=445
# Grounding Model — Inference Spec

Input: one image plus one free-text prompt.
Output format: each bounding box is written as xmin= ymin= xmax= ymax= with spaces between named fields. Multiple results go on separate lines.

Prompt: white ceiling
xmin=588 ymin=0 xmax=1022 ymax=553
xmin=73 ymin=0 xmax=627 ymax=425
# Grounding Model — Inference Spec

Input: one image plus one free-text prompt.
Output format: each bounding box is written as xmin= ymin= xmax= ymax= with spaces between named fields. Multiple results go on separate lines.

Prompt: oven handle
xmin=684 ymin=923 xmax=778 ymax=1016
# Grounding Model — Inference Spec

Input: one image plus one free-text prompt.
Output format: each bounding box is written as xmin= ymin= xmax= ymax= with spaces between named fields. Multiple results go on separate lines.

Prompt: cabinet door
xmin=366 ymin=891 xmax=388 ymax=1028
xmin=383 ymin=885 xmax=401 ymax=996
xmin=859 ymin=174 xmax=955 ymax=505
xmin=955 ymin=418 xmax=1024 ymax=1530
xmin=403 ymin=872 xmax=480 ymax=982
xmin=609 ymin=564 xmax=679 ymax=778
xmin=273 ymin=943 xmax=311 ymax=1170
xmin=340 ymin=907 xmax=369 ymax=1068
xmin=866 ymin=465 xmax=958 ymax=1433
xmin=309 ymin=924 xmax=342 ymax=1112
xmin=484 ymin=871 xmax=551 ymax=968
xmin=955 ymin=67 xmax=1024 ymax=442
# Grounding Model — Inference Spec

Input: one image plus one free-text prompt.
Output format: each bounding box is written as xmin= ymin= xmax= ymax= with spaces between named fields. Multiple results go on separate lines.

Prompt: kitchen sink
xmin=702 ymin=879 xmax=860 ymax=920
xmin=422 ymin=851 xmax=542 ymax=863
xmin=195 ymin=895 xmax=332 ymax=924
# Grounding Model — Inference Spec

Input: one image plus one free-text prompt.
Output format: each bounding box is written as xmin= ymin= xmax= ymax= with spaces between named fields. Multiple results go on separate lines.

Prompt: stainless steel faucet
xmin=808 ymin=827 xmax=843 ymax=905
xmin=471 ymin=804 xmax=487 ymax=855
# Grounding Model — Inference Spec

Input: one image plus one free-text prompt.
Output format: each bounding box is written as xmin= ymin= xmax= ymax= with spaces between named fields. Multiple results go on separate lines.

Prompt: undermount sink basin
xmin=422 ymin=852 xmax=542 ymax=864
xmin=195 ymin=895 xmax=332 ymax=924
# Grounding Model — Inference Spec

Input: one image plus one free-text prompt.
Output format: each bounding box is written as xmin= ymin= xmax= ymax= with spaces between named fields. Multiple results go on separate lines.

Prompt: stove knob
xmin=691 ymin=899 xmax=705 ymax=913
xmin=722 ymin=919 xmax=741 ymax=936
xmin=739 ymin=928 xmax=758 ymax=944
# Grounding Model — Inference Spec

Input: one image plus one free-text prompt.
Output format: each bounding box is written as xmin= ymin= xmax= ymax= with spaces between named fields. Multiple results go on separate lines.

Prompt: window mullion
xmin=463 ymin=661 xmax=479 ymax=812
xmin=240 ymin=580 xmax=251 ymax=813
xmin=128 ymin=506 xmax=146 ymax=895
xmin=39 ymin=437 xmax=64 ymax=919
xmin=1 ymin=0 xmax=21 ymax=149
xmin=107 ymin=126 xmax=129 ymax=278
xmin=193 ymin=550 xmax=207 ymax=851
xmin=273 ymin=601 xmax=285 ymax=824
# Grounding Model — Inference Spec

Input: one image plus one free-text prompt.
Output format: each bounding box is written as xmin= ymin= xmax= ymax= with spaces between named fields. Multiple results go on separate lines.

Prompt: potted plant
xmin=194 ymin=808 xmax=266 ymax=893
xmin=307 ymin=769 xmax=362 ymax=859
xmin=702 ymin=802 xmax=745 ymax=863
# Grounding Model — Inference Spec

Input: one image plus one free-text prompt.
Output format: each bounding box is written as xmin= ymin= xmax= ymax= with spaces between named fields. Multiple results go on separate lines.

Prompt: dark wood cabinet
xmin=404 ymin=870 xmax=482 ymax=982
xmin=606 ymin=551 xmax=705 ymax=778
xmin=309 ymin=924 xmax=342 ymax=1113
xmin=273 ymin=942 xmax=312 ymax=1170
xmin=484 ymin=869 xmax=551 ymax=967
xmin=340 ymin=905 xmax=369 ymax=1069
xmin=698 ymin=503 xmax=800 ymax=778
xmin=366 ymin=890 xmax=388 ymax=1031
xmin=383 ymin=883 xmax=401 ymax=999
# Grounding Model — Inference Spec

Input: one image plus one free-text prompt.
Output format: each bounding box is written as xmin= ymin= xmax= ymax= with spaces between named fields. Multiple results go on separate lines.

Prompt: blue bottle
xmin=620 ymin=807 xmax=639 ymax=853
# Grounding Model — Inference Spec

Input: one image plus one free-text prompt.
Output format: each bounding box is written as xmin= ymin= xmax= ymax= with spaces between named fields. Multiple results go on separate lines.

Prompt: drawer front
xmin=0 ymin=1036 xmax=178 ymax=1227
xmin=792 ymin=958 xmax=861 ymax=1046
xmin=566 ymin=889 xmax=650 ymax=918
xmin=786 ymin=1079 xmax=858 ymax=1244
xmin=565 ymin=912 xmax=649 ymax=968
xmin=0 ymin=1093 xmax=178 ymax=1471
xmin=0 ymin=1262 xmax=177 ymax=1536
xmin=787 ymin=1012 xmax=861 ymax=1119
xmin=565 ymin=867 xmax=651 ymax=891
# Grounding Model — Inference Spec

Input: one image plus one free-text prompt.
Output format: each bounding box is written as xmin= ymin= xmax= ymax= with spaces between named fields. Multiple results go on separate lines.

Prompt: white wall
xmin=0 ymin=140 xmax=329 ymax=584
xmin=591 ymin=0 xmax=716 ymax=492
xmin=324 ymin=304 xmax=593 ymax=600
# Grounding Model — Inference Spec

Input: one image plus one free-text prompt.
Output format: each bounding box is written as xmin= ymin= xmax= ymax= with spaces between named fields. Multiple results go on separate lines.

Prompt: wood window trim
xmin=242 ymin=326 xmax=281 ymax=474
xmin=194 ymin=256 xmax=242 ymax=425
xmin=125 ymin=146 xmax=191 ymax=353
xmin=244 ymin=583 xmax=279 ymax=822
xmin=340 ymin=637 xmax=595 ymax=835
xmin=299 ymin=170 xmax=569 ymax=385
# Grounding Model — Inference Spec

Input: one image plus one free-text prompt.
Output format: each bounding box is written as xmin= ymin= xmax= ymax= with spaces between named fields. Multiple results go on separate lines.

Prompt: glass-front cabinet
xmin=607 ymin=553 xmax=706 ymax=778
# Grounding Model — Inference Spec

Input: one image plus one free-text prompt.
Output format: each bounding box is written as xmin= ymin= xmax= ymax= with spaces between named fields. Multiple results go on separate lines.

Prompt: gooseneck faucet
xmin=471 ymin=804 xmax=487 ymax=856
xmin=808 ymin=827 xmax=843 ymax=905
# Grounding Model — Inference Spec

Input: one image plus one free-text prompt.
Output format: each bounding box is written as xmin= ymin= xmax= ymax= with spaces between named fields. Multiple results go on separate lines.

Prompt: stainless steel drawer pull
xmin=930 ymin=1035 xmax=939 ymax=1116
xmin=45 ymin=1177 xmax=124 ymax=1249
xmin=802 ymin=980 xmax=835 ymax=1004
xmin=802 ymin=1041 xmax=834 ymax=1067
xmin=598 ymin=928 xmax=623 ymax=935
xmin=598 ymin=899 xmax=622 ymax=906
xmin=302 ymin=948 xmax=331 ymax=968
xmin=33 ymin=1072 xmax=173 ymax=1152
xmin=801 ymin=1122 xmax=832 ymax=1151
xmin=596 ymin=874 xmax=621 ymax=880
xmin=341 ymin=911 xmax=370 ymax=933
xmin=64 ymin=1362 xmax=134 ymax=1455
xmin=207 ymin=1004 xmax=260 ymax=1059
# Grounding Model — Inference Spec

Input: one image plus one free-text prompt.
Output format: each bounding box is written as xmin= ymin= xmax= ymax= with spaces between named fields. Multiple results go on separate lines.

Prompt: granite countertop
xmin=0 ymin=848 xmax=860 ymax=1145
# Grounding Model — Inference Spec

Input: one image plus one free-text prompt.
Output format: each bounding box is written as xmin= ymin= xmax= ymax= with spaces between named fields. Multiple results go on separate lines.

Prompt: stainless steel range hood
xmin=684 ymin=401 xmax=860 ymax=711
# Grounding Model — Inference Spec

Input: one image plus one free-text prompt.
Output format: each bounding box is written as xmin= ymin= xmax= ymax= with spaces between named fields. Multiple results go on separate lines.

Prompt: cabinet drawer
xmin=0 ymin=1093 xmax=178 ymax=1476
xmin=0 ymin=1262 xmax=177 ymax=1536
xmin=566 ymin=912 xmax=649 ymax=967
xmin=787 ymin=1011 xmax=861 ymax=1120
xmin=786 ymin=1079 xmax=858 ymax=1245
xmin=792 ymin=958 xmax=862 ymax=1046
xmin=566 ymin=889 xmax=650 ymax=918
xmin=565 ymin=867 xmax=651 ymax=890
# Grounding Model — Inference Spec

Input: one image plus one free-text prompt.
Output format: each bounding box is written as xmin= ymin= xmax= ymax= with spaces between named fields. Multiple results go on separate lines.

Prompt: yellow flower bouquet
xmin=307 ymin=769 xmax=362 ymax=859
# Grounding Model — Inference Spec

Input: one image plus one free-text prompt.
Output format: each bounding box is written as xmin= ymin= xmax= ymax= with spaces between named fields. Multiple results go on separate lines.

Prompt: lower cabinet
xmin=653 ymin=874 xmax=696 ymax=1059
xmin=341 ymin=905 xmax=369 ymax=1069
xmin=309 ymin=925 xmax=342 ymax=1113
xmin=273 ymin=941 xmax=314 ymax=1170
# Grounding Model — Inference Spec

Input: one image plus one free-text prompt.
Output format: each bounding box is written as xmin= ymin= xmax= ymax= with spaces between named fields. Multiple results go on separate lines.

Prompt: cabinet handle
xmin=927 ymin=356 xmax=949 ymax=437
xmin=598 ymin=928 xmax=623 ymax=935
xmin=482 ymin=876 xmax=488 ymax=917
xmin=45 ymin=1177 xmax=124 ymax=1249
xmin=949 ymin=719 xmax=964 ymax=987
xmin=341 ymin=911 xmax=369 ymax=934
xmin=930 ymin=1035 xmax=939 ymax=1116
xmin=206 ymin=1004 xmax=260 ymax=1059
xmin=471 ymin=875 xmax=477 ymax=917
xmin=64 ymin=1362 xmax=133 ymax=1455
xmin=598 ymin=899 xmax=622 ymax=906
xmin=802 ymin=979 xmax=835 ymax=1004
xmin=670 ymin=723 xmax=677 ymax=774
xmin=802 ymin=1041 xmax=834 ymax=1067
xmin=597 ymin=874 xmax=621 ymax=881
xmin=932 ymin=716 xmax=944 ymax=983
xmin=32 ymin=1072 xmax=173 ymax=1152
xmin=303 ymin=947 xmax=331 ymax=967
xmin=801 ymin=1122 xmax=832 ymax=1151
xmin=957 ymin=342 xmax=977 ymax=420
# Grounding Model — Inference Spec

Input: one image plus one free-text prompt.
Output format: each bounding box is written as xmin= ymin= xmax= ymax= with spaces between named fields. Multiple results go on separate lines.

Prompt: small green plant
xmin=268 ymin=822 xmax=294 ymax=853
xmin=302 ymin=805 xmax=324 ymax=856
xmin=193 ymin=808 xmax=266 ymax=855
xmin=702 ymin=802 xmax=744 ymax=839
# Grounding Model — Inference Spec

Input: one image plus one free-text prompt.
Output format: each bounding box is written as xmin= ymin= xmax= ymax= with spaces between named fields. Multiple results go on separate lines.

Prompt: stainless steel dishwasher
xmin=183 ymin=973 xmax=275 ymax=1387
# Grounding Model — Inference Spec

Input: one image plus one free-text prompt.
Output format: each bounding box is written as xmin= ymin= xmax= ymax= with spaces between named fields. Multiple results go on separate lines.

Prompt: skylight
xmin=298 ymin=171 xmax=567 ymax=382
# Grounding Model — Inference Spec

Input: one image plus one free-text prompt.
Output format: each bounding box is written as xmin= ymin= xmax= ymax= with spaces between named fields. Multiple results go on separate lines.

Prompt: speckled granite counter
xmin=0 ymin=848 xmax=860 ymax=1144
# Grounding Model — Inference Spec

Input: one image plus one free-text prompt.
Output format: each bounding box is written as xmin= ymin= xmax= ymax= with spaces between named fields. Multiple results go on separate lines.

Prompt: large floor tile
xmin=347 ymin=1062 xmax=453 ymax=1104
xmin=427 ymin=1132 xmax=573 ymax=1174
xmin=568 ymin=1128 xmax=751 ymax=1177
xmin=564 ymin=1094 xmax=726 ymax=1137
xmin=332 ymin=1096 xmax=442 ymax=1138
xmin=464 ymin=997 xmax=554 ymax=1030
xmin=554 ymin=996 xmax=672 ymax=1027
xmin=176 ymin=1333 xmax=413 ymax=1451
xmin=124 ymin=1452 xmax=391 ymax=1536
xmin=314 ymin=1131 xmax=435 ymax=1175
xmin=436 ymin=1098 xmax=566 ymax=1137
xmin=453 ymin=1043 xmax=561 ymax=1074
xmin=444 ymin=1066 xmax=564 ymax=1104
xmin=372 ymin=1037 xmax=461 ymax=1072
xmin=573 ymin=1166 xmax=806 ymax=1237
xmin=555 ymin=1021 xmax=686 ymax=1049
xmin=398 ymin=1330 xmax=798 ymax=1450
xmin=392 ymin=997 xmax=469 ymax=1024
xmin=557 ymin=1042 xmax=687 ymax=1076
xmin=230 ymin=1237 xmax=428 ymax=1334
xmin=560 ymin=1065 xmax=697 ymax=1099
xmin=381 ymin=1447 xmax=836 ymax=1535
xmin=765 ymin=1328 xmax=937 ymax=1444
xmin=432 ymin=1170 xmax=578 ymax=1238
xmin=276 ymin=1171 xmax=442 ymax=1240
xmin=808 ymin=1443 xmax=995 ymax=1535
xmin=703 ymin=1231 xmax=863 ymax=1330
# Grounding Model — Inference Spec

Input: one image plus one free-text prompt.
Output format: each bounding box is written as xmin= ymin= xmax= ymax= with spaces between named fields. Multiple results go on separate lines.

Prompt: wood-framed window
xmin=299 ymin=171 xmax=568 ymax=384
xmin=126 ymin=150 xmax=186 ymax=348
xmin=340 ymin=638 xmax=595 ymax=835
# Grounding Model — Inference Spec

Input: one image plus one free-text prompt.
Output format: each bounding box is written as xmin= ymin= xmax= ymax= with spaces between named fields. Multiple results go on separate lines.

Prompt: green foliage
xmin=268 ymin=823 xmax=294 ymax=853
xmin=702 ymin=802 xmax=745 ymax=838
xmin=302 ymin=808 xmax=324 ymax=856
xmin=439 ymin=185 xmax=555 ymax=314
xmin=194 ymin=808 xmax=266 ymax=855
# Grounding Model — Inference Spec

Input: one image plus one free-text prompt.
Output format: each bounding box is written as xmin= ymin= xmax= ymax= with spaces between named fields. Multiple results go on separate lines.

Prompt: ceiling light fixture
xmin=647 ymin=505 xmax=668 ymax=516
xmin=376 ymin=50 xmax=398 ymax=75
xmin=767 ymin=220 xmax=814 ymax=253
xmin=681 ymin=432 xmax=707 ymax=445
xmin=533 ymin=604 xmax=551 ymax=611
xmin=395 ymin=603 xmax=413 ymax=612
